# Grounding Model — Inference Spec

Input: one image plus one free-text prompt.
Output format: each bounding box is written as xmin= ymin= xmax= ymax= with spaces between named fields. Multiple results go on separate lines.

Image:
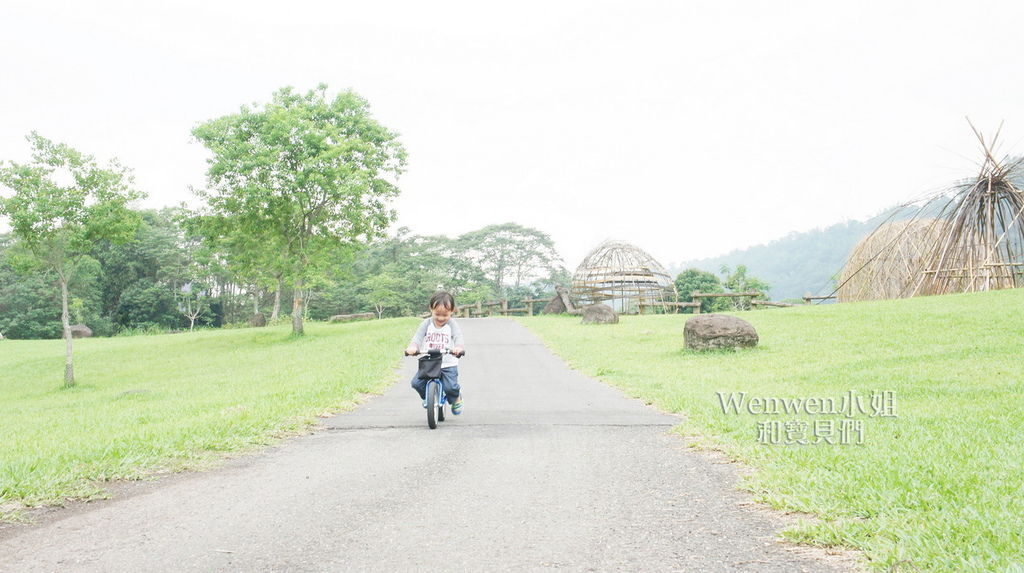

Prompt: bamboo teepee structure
xmin=570 ymin=240 xmax=677 ymax=311
xmin=913 ymin=125 xmax=1024 ymax=295
xmin=837 ymin=122 xmax=1024 ymax=300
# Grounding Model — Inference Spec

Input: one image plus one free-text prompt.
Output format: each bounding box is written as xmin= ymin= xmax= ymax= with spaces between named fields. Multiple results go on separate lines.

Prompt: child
xmin=405 ymin=291 xmax=465 ymax=414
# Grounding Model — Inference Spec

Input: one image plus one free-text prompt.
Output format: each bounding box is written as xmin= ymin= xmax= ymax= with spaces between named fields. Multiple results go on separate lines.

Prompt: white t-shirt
xmin=410 ymin=318 xmax=463 ymax=368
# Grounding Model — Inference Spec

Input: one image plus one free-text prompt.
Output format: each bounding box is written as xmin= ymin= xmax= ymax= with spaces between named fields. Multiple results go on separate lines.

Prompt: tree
xmin=457 ymin=223 xmax=563 ymax=297
xmin=192 ymin=84 xmax=406 ymax=335
xmin=172 ymin=234 xmax=215 ymax=331
xmin=92 ymin=208 xmax=188 ymax=332
xmin=0 ymin=133 xmax=142 ymax=386
xmin=363 ymin=266 xmax=406 ymax=318
xmin=720 ymin=265 xmax=771 ymax=310
xmin=0 ymin=242 xmax=61 ymax=339
xmin=674 ymin=268 xmax=729 ymax=314
xmin=177 ymin=282 xmax=211 ymax=331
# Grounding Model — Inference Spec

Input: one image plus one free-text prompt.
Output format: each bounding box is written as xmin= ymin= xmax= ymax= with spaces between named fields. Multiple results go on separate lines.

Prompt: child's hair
xmin=429 ymin=291 xmax=456 ymax=311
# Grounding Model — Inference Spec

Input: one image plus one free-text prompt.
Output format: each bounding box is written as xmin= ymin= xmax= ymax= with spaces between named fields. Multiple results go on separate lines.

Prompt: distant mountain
xmin=670 ymin=204 xmax=927 ymax=300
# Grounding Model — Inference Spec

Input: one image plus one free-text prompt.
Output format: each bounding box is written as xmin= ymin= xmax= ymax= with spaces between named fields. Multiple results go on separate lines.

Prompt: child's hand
xmin=405 ymin=345 xmax=419 ymax=356
xmin=452 ymin=346 xmax=465 ymax=357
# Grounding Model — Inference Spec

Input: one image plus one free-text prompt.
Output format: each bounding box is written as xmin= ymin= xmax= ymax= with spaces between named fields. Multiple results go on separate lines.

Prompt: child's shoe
xmin=422 ymin=398 xmax=428 ymax=409
xmin=452 ymin=396 xmax=463 ymax=415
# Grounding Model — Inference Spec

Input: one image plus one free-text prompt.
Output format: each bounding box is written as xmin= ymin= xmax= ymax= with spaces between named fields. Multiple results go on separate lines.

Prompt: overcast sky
xmin=3 ymin=0 xmax=1023 ymax=270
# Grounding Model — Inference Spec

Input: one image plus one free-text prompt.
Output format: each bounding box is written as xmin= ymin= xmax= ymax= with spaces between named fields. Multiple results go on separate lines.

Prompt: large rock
xmin=581 ymin=303 xmax=618 ymax=324
xmin=69 ymin=324 xmax=93 ymax=338
xmin=684 ymin=314 xmax=758 ymax=350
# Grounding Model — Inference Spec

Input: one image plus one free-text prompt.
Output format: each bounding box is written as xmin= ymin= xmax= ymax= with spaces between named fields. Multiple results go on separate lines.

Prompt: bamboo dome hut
xmin=570 ymin=240 xmax=678 ymax=312
xmin=836 ymin=123 xmax=1024 ymax=300
xmin=837 ymin=219 xmax=947 ymax=302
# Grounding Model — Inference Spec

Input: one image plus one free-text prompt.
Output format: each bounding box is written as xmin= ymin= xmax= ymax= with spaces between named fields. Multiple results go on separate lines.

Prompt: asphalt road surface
xmin=0 ymin=319 xmax=853 ymax=572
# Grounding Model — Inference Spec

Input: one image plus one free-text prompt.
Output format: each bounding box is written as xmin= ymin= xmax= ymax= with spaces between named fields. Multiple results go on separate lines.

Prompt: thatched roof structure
xmin=837 ymin=218 xmax=946 ymax=302
xmin=570 ymin=240 xmax=677 ymax=309
xmin=837 ymin=123 xmax=1024 ymax=300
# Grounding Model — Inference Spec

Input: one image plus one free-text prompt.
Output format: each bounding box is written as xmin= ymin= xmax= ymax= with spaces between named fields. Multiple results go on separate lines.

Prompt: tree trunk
xmin=291 ymin=278 xmax=304 ymax=336
xmin=252 ymin=289 xmax=260 ymax=315
xmin=60 ymin=275 xmax=75 ymax=388
xmin=271 ymin=277 xmax=283 ymax=321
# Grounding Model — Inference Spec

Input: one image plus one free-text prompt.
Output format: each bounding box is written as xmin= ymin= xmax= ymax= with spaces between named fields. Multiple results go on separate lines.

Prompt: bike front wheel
xmin=426 ymin=380 xmax=438 ymax=429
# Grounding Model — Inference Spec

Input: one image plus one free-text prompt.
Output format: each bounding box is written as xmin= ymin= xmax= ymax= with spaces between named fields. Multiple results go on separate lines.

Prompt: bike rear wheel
xmin=426 ymin=380 xmax=438 ymax=429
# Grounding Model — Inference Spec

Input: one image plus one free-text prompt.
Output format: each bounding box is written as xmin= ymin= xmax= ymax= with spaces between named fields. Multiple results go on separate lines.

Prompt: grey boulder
xmin=69 ymin=324 xmax=93 ymax=338
xmin=581 ymin=303 xmax=618 ymax=324
xmin=684 ymin=314 xmax=757 ymax=350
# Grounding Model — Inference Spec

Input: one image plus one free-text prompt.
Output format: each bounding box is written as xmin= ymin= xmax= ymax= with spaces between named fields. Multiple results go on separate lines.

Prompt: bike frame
xmin=407 ymin=348 xmax=462 ymax=429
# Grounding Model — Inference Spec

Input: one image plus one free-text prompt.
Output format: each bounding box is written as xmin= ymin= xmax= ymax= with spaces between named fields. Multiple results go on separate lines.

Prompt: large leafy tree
xmin=0 ymin=133 xmax=142 ymax=386
xmin=192 ymin=84 xmax=406 ymax=335
xmin=457 ymin=223 xmax=563 ymax=297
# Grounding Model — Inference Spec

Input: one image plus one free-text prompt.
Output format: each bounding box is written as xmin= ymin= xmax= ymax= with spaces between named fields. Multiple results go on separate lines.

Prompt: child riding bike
xmin=405 ymin=291 xmax=465 ymax=415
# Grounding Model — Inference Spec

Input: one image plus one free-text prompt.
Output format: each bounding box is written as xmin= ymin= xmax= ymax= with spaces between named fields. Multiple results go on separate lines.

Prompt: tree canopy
xmin=674 ymin=268 xmax=728 ymax=314
xmin=192 ymin=84 xmax=407 ymax=335
xmin=457 ymin=223 xmax=562 ymax=297
xmin=0 ymin=133 xmax=143 ymax=385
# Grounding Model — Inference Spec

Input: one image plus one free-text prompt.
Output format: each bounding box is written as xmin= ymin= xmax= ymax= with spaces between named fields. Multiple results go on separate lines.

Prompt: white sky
xmin=3 ymin=0 xmax=1023 ymax=270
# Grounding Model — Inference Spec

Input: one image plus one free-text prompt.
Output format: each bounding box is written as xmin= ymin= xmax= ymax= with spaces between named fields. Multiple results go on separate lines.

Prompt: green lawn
xmin=0 ymin=318 xmax=417 ymax=519
xmin=518 ymin=290 xmax=1024 ymax=572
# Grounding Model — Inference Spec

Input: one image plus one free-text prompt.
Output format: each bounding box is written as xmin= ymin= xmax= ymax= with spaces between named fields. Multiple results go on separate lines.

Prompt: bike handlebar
xmin=404 ymin=349 xmax=465 ymax=358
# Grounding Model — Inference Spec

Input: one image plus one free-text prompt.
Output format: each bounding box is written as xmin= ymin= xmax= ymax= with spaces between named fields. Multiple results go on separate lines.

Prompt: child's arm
xmin=406 ymin=319 xmax=429 ymax=355
xmin=449 ymin=318 xmax=465 ymax=356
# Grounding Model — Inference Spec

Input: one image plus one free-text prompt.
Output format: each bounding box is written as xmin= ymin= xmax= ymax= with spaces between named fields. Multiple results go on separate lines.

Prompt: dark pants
xmin=411 ymin=366 xmax=460 ymax=403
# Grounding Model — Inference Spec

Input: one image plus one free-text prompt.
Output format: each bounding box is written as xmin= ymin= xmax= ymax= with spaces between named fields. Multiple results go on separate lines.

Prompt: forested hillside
xmin=672 ymin=205 xmax=924 ymax=300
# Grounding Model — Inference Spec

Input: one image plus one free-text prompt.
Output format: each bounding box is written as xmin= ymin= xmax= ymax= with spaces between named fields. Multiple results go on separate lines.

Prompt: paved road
xmin=0 ymin=319 xmax=852 ymax=572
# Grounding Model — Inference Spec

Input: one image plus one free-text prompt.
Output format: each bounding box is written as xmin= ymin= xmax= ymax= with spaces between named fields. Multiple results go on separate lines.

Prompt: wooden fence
xmin=457 ymin=289 xmax=832 ymax=318
xmin=637 ymin=301 xmax=700 ymax=313
xmin=456 ymin=298 xmax=550 ymax=318
xmin=803 ymin=293 xmax=837 ymax=304
xmin=685 ymin=291 xmax=762 ymax=314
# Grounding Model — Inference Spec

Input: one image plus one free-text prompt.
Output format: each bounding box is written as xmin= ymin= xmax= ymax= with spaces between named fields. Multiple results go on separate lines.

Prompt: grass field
xmin=518 ymin=289 xmax=1024 ymax=572
xmin=0 ymin=318 xmax=417 ymax=520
